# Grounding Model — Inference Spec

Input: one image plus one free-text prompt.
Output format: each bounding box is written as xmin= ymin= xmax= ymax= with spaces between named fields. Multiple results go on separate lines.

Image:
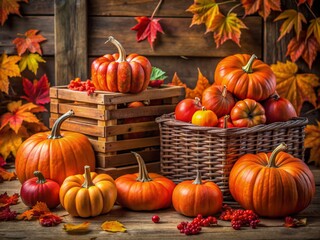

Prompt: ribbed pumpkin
xmin=60 ymin=165 xmax=117 ymax=218
xmin=91 ymin=36 xmax=152 ymax=93
xmin=15 ymin=110 xmax=95 ymax=185
xmin=115 ymin=152 xmax=176 ymax=211
xmin=214 ymin=54 xmax=276 ymax=101
xmin=229 ymin=143 xmax=315 ymax=218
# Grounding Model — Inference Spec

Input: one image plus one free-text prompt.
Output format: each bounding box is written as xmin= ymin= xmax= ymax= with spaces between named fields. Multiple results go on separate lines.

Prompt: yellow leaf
xmin=304 ymin=122 xmax=320 ymax=167
xmin=19 ymin=53 xmax=46 ymax=75
xmin=0 ymin=53 xmax=21 ymax=94
xmin=307 ymin=17 xmax=320 ymax=45
xmin=0 ymin=127 xmax=22 ymax=160
xmin=63 ymin=222 xmax=91 ymax=234
xmin=101 ymin=221 xmax=126 ymax=233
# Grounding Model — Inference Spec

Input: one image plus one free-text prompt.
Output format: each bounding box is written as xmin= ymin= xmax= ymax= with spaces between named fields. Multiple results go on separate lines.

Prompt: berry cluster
xmin=219 ymin=205 xmax=260 ymax=230
xmin=177 ymin=214 xmax=218 ymax=235
xmin=68 ymin=78 xmax=95 ymax=95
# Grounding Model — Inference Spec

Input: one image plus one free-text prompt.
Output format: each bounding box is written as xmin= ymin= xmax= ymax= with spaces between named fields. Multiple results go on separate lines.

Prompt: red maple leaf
xmin=21 ymin=74 xmax=50 ymax=105
xmin=241 ymin=0 xmax=281 ymax=21
xmin=298 ymin=0 xmax=313 ymax=7
xmin=12 ymin=29 xmax=46 ymax=56
xmin=0 ymin=192 xmax=19 ymax=208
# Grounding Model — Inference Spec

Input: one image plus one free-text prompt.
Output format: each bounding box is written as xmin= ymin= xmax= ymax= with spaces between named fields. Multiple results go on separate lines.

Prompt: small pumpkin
xmin=15 ymin=110 xmax=95 ymax=185
xmin=115 ymin=152 xmax=176 ymax=211
xmin=172 ymin=171 xmax=223 ymax=217
xmin=214 ymin=54 xmax=276 ymax=101
xmin=229 ymin=143 xmax=315 ymax=218
xmin=91 ymin=36 xmax=152 ymax=93
xmin=20 ymin=171 xmax=60 ymax=209
xmin=60 ymin=165 xmax=117 ymax=218
xmin=191 ymin=107 xmax=218 ymax=127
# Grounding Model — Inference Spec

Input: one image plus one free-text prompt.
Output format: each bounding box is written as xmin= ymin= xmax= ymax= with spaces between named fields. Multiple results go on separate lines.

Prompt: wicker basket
xmin=156 ymin=113 xmax=308 ymax=200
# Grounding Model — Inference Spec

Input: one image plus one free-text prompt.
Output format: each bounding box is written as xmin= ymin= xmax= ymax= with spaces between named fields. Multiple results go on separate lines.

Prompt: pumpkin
xmin=229 ymin=143 xmax=315 ymax=218
xmin=214 ymin=54 xmax=276 ymax=101
xmin=230 ymin=99 xmax=266 ymax=127
xmin=15 ymin=110 xmax=95 ymax=185
xmin=201 ymin=85 xmax=235 ymax=118
xmin=191 ymin=107 xmax=218 ymax=127
xmin=115 ymin=152 xmax=176 ymax=211
xmin=172 ymin=171 xmax=223 ymax=217
xmin=59 ymin=165 xmax=117 ymax=218
xmin=91 ymin=36 xmax=152 ymax=93
xmin=20 ymin=171 xmax=60 ymax=209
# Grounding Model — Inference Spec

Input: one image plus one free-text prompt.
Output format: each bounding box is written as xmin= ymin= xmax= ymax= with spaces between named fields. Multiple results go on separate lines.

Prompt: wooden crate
xmin=49 ymin=85 xmax=185 ymax=179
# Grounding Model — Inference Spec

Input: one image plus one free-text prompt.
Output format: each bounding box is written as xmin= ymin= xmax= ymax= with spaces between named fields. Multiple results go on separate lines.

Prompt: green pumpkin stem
xmin=34 ymin=171 xmax=46 ymax=184
xmin=242 ymin=54 xmax=257 ymax=73
xmin=48 ymin=110 xmax=74 ymax=139
xmin=82 ymin=165 xmax=95 ymax=188
xmin=132 ymin=152 xmax=152 ymax=182
xmin=105 ymin=36 xmax=126 ymax=62
xmin=267 ymin=143 xmax=287 ymax=168
xmin=192 ymin=171 xmax=202 ymax=185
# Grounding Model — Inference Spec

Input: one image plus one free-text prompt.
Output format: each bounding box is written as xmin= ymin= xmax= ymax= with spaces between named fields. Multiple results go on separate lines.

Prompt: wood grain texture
xmin=20 ymin=0 xmax=54 ymax=15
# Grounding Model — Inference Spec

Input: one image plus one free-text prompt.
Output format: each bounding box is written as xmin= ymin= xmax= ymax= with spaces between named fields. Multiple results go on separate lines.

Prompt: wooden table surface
xmin=1 ymin=168 xmax=319 ymax=240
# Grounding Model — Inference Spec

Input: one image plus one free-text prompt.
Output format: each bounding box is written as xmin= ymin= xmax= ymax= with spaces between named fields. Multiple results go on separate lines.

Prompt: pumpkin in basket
xmin=60 ymin=165 xmax=117 ymax=217
xmin=172 ymin=171 xmax=223 ymax=217
xmin=15 ymin=110 xmax=95 ymax=185
xmin=229 ymin=143 xmax=315 ymax=218
xmin=214 ymin=54 xmax=276 ymax=101
xmin=91 ymin=36 xmax=152 ymax=93
xmin=115 ymin=152 xmax=176 ymax=211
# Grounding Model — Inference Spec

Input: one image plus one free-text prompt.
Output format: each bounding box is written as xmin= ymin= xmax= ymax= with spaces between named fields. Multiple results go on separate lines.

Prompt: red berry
xmin=152 ymin=215 xmax=160 ymax=223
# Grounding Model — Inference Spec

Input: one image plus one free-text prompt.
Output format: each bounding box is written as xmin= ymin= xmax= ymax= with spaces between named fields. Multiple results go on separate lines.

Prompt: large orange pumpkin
xmin=15 ymin=110 xmax=95 ymax=185
xmin=229 ymin=143 xmax=315 ymax=218
xmin=91 ymin=36 xmax=152 ymax=93
xmin=214 ymin=54 xmax=276 ymax=101
xmin=115 ymin=152 xmax=176 ymax=211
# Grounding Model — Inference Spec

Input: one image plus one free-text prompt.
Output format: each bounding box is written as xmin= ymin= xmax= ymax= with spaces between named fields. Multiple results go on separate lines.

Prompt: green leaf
xmin=19 ymin=53 xmax=46 ymax=75
xmin=150 ymin=67 xmax=167 ymax=80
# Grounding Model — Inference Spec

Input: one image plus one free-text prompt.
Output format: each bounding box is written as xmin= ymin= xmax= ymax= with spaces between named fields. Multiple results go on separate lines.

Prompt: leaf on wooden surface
xmin=274 ymin=9 xmax=307 ymax=41
xmin=0 ymin=53 xmax=21 ymax=94
xmin=0 ymin=0 xmax=28 ymax=26
xmin=305 ymin=122 xmax=320 ymax=167
xmin=270 ymin=60 xmax=320 ymax=115
xmin=101 ymin=220 xmax=126 ymax=233
xmin=241 ymin=0 xmax=281 ymax=21
xmin=19 ymin=53 xmax=46 ymax=75
xmin=284 ymin=216 xmax=307 ymax=228
xmin=0 ymin=206 xmax=18 ymax=221
xmin=63 ymin=222 xmax=91 ymax=233
xmin=39 ymin=213 xmax=62 ymax=227
xmin=0 ymin=167 xmax=17 ymax=181
xmin=298 ymin=0 xmax=314 ymax=7
xmin=0 ymin=192 xmax=19 ymax=207
xmin=306 ymin=17 xmax=320 ymax=46
xmin=12 ymin=29 xmax=46 ymax=56
xmin=21 ymin=74 xmax=50 ymax=105
xmin=17 ymin=201 xmax=50 ymax=220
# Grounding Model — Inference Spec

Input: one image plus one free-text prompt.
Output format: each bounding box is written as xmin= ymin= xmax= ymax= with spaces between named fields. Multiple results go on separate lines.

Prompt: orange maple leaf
xmin=270 ymin=60 xmax=320 ymax=115
xmin=305 ymin=121 xmax=320 ymax=167
xmin=0 ymin=192 xmax=19 ymax=207
xmin=101 ymin=220 xmax=126 ymax=233
xmin=0 ymin=52 xmax=21 ymax=94
xmin=241 ymin=0 xmax=281 ymax=21
xmin=17 ymin=201 xmax=50 ymax=220
xmin=0 ymin=167 xmax=17 ymax=182
xmin=63 ymin=222 xmax=91 ymax=233
xmin=0 ymin=0 xmax=28 ymax=26
xmin=12 ymin=29 xmax=46 ymax=56
xmin=0 ymin=126 xmax=23 ymax=160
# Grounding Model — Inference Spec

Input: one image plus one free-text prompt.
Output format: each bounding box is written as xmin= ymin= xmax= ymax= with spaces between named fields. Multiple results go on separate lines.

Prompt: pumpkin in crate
xmin=214 ymin=54 xmax=276 ymax=101
xmin=115 ymin=152 xmax=176 ymax=211
xmin=229 ymin=143 xmax=315 ymax=218
xmin=172 ymin=171 xmax=223 ymax=217
xmin=60 ymin=165 xmax=117 ymax=218
xmin=15 ymin=110 xmax=95 ymax=185
xmin=91 ymin=36 xmax=152 ymax=93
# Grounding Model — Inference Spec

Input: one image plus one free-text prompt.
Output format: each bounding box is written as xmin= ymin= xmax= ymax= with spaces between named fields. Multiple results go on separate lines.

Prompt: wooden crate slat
xmin=104 ymin=137 xmax=160 ymax=152
xmin=106 ymin=121 xmax=159 ymax=136
xmin=109 ymin=105 xmax=176 ymax=119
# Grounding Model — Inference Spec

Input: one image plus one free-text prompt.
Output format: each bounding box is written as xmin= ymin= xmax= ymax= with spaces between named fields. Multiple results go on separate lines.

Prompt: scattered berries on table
xmin=68 ymin=78 xmax=95 ymax=95
xmin=152 ymin=215 xmax=160 ymax=223
xmin=177 ymin=214 xmax=218 ymax=235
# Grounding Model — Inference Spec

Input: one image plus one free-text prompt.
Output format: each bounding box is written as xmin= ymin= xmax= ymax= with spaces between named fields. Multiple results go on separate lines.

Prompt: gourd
xmin=191 ymin=107 xmax=218 ymax=127
xmin=229 ymin=143 xmax=315 ymax=217
xmin=15 ymin=110 xmax=95 ymax=185
xmin=59 ymin=165 xmax=117 ymax=218
xmin=91 ymin=36 xmax=152 ymax=93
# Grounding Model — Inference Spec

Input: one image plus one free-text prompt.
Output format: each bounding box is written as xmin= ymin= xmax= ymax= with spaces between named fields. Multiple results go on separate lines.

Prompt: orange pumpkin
xmin=191 ymin=107 xmax=218 ymax=127
xmin=15 ymin=110 xmax=95 ymax=185
xmin=229 ymin=143 xmax=316 ymax=217
xmin=115 ymin=152 xmax=176 ymax=211
xmin=172 ymin=171 xmax=223 ymax=217
xmin=91 ymin=36 xmax=152 ymax=93
xmin=214 ymin=54 xmax=276 ymax=101
xmin=60 ymin=165 xmax=117 ymax=217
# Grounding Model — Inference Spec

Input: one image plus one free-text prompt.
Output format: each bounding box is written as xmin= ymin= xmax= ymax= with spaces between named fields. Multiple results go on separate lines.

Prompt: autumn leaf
xmin=0 ymin=192 xmax=19 ymax=207
xmin=305 ymin=122 xmax=320 ymax=166
xmin=39 ymin=213 xmax=62 ymax=227
xmin=241 ymin=0 xmax=281 ymax=21
xmin=63 ymin=222 xmax=91 ymax=233
xmin=19 ymin=53 xmax=46 ymax=74
xmin=0 ymin=167 xmax=17 ymax=181
xmin=101 ymin=220 xmax=126 ymax=233
xmin=284 ymin=216 xmax=307 ymax=228
xmin=0 ymin=206 xmax=18 ymax=221
xmin=298 ymin=0 xmax=313 ymax=7
xmin=12 ymin=29 xmax=46 ymax=56
xmin=0 ymin=127 xmax=23 ymax=160
xmin=270 ymin=61 xmax=320 ymax=115
xmin=0 ymin=53 xmax=21 ymax=94
xmin=17 ymin=201 xmax=50 ymax=220
xmin=0 ymin=0 xmax=28 ymax=26
xmin=306 ymin=17 xmax=320 ymax=46
xmin=274 ymin=9 xmax=307 ymax=41
xmin=21 ymin=75 xmax=50 ymax=105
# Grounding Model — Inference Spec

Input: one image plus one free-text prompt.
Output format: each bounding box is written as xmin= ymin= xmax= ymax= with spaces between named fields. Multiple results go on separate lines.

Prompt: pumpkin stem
xmin=48 ymin=110 xmax=74 ymax=139
xmin=223 ymin=115 xmax=230 ymax=129
xmin=105 ymin=36 xmax=126 ymax=62
xmin=267 ymin=143 xmax=287 ymax=168
xmin=270 ymin=91 xmax=280 ymax=101
xmin=132 ymin=152 xmax=152 ymax=182
xmin=195 ymin=97 xmax=201 ymax=107
xmin=192 ymin=170 xmax=202 ymax=185
xmin=82 ymin=165 xmax=95 ymax=188
xmin=242 ymin=54 xmax=257 ymax=73
xmin=222 ymin=85 xmax=227 ymax=98
xmin=34 ymin=171 xmax=46 ymax=184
